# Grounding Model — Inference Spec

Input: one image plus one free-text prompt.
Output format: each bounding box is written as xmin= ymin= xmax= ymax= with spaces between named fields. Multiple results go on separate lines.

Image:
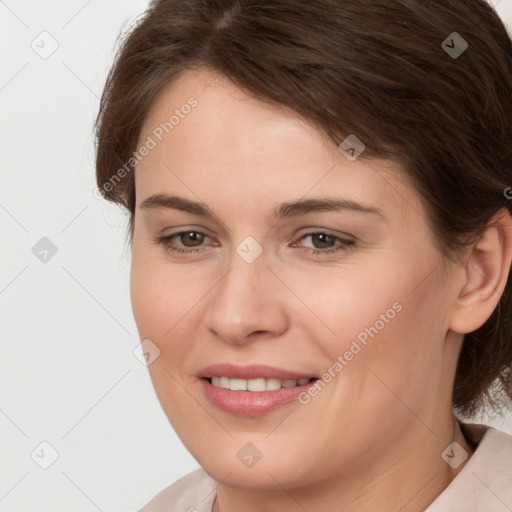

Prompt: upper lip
xmin=198 ymin=363 xmax=317 ymax=380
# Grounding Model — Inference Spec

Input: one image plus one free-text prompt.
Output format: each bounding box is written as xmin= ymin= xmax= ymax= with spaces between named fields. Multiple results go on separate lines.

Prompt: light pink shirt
xmin=139 ymin=425 xmax=512 ymax=511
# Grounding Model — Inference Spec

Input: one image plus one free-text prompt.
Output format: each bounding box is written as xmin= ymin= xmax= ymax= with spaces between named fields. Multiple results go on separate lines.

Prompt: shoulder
xmin=138 ymin=468 xmax=217 ymax=512
xmin=426 ymin=424 xmax=512 ymax=512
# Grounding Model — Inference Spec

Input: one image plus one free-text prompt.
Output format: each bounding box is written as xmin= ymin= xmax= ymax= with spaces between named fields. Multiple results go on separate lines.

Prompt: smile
xmin=198 ymin=364 xmax=318 ymax=416
xmin=209 ymin=376 xmax=314 ymax=391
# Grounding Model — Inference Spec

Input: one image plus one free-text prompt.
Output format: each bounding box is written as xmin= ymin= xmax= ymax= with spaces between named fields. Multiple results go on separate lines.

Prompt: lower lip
xmin=200 ymin=378 xmax=317 ymax=416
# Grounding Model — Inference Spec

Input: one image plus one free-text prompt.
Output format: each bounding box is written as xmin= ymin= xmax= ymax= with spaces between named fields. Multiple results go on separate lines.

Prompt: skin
xmin=129 ymin=68 xmax=512 ymax=512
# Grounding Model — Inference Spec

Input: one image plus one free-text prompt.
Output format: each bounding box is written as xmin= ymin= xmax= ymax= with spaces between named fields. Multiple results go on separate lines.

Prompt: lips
xmin=197 ymin=363 xmax=318 ymax=416
xmin=197 ymin=363 xmax=317 ymax=381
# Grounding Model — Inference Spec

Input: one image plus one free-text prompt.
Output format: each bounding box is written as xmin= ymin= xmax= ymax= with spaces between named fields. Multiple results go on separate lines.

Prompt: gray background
xmin=1 ymin=1 xmax=511 ymax=510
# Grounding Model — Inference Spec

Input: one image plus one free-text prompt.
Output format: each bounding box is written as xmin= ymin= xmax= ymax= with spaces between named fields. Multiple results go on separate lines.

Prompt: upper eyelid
xmin=298 ymin=229 xmax=353 ymax=239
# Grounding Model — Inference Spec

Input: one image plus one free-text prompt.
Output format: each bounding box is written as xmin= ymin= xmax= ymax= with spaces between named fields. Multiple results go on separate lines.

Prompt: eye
xmin=294 ymin=231 xmax=355 ymax=256
xmin=153 ymin=230 xmax=215 ymax=254
xmin=153 ymin=229 xmax=355 ymax=257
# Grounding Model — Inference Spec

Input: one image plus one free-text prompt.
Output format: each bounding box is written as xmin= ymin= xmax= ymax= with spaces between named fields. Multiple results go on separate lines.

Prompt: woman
xmin=95 ymin=0 xmax=512 ymax=510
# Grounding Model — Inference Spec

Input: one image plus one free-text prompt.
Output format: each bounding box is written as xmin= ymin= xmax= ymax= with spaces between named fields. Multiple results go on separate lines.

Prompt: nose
xmin=204 ymin=250 xmax=290 ymax=345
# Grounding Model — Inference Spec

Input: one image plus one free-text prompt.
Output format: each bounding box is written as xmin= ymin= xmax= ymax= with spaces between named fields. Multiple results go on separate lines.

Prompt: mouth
xmin=205 ymin=376 xmax=317 ymax=391
xmin=197 ymin=364 xmax=319 ymax=416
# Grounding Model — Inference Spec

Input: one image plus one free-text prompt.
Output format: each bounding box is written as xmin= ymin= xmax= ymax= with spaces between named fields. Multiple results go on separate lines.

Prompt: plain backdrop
xmin=1 ymin=1 xmax=512 ymax=511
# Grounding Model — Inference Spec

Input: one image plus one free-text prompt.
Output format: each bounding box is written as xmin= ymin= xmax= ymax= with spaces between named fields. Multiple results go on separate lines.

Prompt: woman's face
xmin=130 ymin=68 xmax=461 ymax=489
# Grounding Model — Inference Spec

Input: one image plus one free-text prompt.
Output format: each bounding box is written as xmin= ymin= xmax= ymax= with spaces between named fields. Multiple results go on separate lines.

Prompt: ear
xmin=449 ymin=208 xmax=512 ymax=334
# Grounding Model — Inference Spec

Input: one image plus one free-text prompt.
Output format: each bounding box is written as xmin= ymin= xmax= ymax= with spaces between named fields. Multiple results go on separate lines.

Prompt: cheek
xmin=275 ymin=262 xmax=406 ymax=355
xmin=129 ymin=244 xmax=204 ymax=425
xmin=130 ymin=242 xmax=204 ymax=340
xmin=333 ymin=273 xmax=450 ymax=416
xmin=295 ymin=256 xmax=448 ymax=393
xmin=129 ymin=243 xmax=216 ymax=406
xmin=298 ymin=275 xmax=449 ymax=459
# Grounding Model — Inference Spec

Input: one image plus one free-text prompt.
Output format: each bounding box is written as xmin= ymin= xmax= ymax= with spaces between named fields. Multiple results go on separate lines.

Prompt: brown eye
xmin=296 ymin=231 xmax=356 ymax=256
xmin=180 ymin=231 xmax=205 ymax=247
xmin=153 ymin=230 xmax=215 ymax=254
xmin=310 ymin=233 xmax=337 ymax=249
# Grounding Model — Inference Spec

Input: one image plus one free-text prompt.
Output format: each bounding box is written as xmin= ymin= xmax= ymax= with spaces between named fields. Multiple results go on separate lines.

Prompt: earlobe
xmin=449 ymin=208 xmax=512 ymax=334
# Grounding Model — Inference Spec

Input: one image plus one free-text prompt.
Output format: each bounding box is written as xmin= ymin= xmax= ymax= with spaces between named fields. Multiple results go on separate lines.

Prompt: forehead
xmin=138 ymin=67 xmax=334 ymax=166
xmin=135 ymin=68 xmax=422 ymax=227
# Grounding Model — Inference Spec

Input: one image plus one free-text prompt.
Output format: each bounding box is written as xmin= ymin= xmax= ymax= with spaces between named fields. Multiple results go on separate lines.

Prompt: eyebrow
xmin=139 ymin=194 xmax=386 ymax=220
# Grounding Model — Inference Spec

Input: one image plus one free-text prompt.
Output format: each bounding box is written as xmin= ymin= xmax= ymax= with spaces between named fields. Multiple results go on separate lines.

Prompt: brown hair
xmin=95 ymin=0 xmax=512 ymax=418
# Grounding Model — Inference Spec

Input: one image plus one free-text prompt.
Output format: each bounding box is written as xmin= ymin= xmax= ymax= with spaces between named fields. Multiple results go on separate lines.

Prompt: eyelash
xmin=153 ymin=230 xmax=355 ymax=256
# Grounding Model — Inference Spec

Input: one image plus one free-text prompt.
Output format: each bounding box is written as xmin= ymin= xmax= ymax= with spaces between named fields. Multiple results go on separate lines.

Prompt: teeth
xmin=229 ymin=378 xmax=247 ymax=391
xmin=210 ymin=376 xmax=312 ymax=391
xmin=266 ymin=378 xmax=281 ymax=391
xmin=247 ymin=378 xmax=266 ymax=392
